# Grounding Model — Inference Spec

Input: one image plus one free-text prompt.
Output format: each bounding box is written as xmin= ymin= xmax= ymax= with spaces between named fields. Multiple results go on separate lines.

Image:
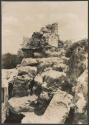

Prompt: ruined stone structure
xmin=21 ymin=23 xmax=60 ymax=57
xmin=2 ymin=23 xmax=88 ymax=124
xmin=40 ymin=23 xmax=59 ymax=47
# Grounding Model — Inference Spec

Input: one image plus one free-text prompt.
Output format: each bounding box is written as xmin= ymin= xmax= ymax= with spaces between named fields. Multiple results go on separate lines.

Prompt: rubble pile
xmin=5 ymin=23 xmax=88 ymax=124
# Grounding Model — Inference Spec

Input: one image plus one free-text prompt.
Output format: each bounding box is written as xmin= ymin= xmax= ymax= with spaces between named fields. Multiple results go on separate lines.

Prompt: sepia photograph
xmin=1 ymin=1 xmax=88 ymax=124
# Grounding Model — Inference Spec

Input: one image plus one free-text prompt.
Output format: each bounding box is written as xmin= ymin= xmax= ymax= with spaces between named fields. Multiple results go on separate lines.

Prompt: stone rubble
xmin=8 ymin=95 xmax=38 ymax=113
xmin=21 ymin=90 xmax=73 ymax=124
xmin=3 ymin=23 xmax=88 ymax=124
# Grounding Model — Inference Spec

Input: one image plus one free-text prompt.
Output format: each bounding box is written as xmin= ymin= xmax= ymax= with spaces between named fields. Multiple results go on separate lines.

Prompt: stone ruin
xmin=21 ymin=23 xmax=62 ymax=58
xmin=3 ymin=23 xmax=88 ymax=124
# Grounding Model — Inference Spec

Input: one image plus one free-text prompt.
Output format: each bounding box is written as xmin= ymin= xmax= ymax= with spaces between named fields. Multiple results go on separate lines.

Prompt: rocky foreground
xmin=3 ymin=23 xmax=88 ymax=124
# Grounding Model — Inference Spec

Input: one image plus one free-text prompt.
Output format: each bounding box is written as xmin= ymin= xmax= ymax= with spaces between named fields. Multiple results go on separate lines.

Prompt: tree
xmin=2 ymin=53 xmax=21 ymax=69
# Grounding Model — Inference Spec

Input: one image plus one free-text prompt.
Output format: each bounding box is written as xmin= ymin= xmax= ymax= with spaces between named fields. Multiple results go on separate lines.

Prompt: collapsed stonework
xmin=2 ymin=23 xmax=88 ymax=124
xmin=23 ymin=23 xmax=59 ymax=48
xmin=21 ymin=23 xmax=61 ymax=58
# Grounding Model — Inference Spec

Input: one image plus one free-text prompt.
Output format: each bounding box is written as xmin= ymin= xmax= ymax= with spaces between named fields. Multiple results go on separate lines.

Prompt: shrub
xmin=2 ymin=53 xmax=22 ymax=69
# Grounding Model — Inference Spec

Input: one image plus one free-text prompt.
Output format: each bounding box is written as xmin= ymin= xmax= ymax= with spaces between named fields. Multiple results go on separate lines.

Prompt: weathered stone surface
xmin=39 ymin=91 xmax=51 ymax=101
xmin=53 ymin=63 xmax=67 ymax=72
xmin=21 ymin=58 xmax=39 ymax=66
xmin=34 ymin=69 xmax=67 ymax=92
xmin=37 ymin=62 xmax=53 ymax=73
xmin=13 ymin=84 xmax=28 ymax=97
xmin=21 ymin=90 xmax=73 ymax=123
xmin=45 ymin=47 xmax=65 ymax=57
xmin=12 ymin=77 xmax=31 ymax=97
xmin=22 ymin=23 xmax=59 ymax=52
xmin=75 ymin=93 xmax=86 ymax=114
xmin=66 ymin=39 xmax=88 ymax=82
xmin=65 ymin=39 xmax=88 ymax=58
xmin=34 ymin=74 xmax=43 ymax=85
xmin=3 ymin=22 xmax=87 ymax=124
xmin=29 ymin=57 xmax=66 ymax=73
xmin=73 ymin=69 xmax=88 ymax=114
xmin=8 ymin=95 xmax=38 ymax=113
xmin=39 ymin=57 xmax=63 ymax=64
xmin=33 ymin=52 xmax=44 ymax=58
xmin=42 ymin=90 xmax=73 ymax=123
xmin=77 ymin=69 xmax=88 ymax=98
xmin=45 ymin=50 xmax=60 ymax=57
xmin=20 ymin=23 xmax=59 ymax=58
xmin=16 ymin=74 xmax=33 ymax=81
xmin=41 ymin=70 xmax=66 ymax=88
xmin=17 ymin=66 xmax=37 ymax=76
xmin=21 ymin=57 xmax=66 ymax=71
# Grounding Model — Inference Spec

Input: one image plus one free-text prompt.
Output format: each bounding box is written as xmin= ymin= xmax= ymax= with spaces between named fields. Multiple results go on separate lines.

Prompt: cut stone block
xmin=21 ymin=90 xmax=73 ymax=123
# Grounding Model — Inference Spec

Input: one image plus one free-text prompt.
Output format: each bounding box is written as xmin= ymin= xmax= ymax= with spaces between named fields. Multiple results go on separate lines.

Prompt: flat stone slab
xmin=21 ymin=90 xmax=73 ymax=124
xmin=17 ymin=66 xmax=37 ymax=76
xmin=8 ymin=95 xmax=38 ymax=113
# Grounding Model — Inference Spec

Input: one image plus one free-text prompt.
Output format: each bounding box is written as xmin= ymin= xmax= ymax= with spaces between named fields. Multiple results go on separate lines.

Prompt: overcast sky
xmin=2 ymin=1 xmax=88 ymax=54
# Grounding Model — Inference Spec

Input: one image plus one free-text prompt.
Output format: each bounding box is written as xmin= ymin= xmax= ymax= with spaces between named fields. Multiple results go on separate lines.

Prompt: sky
xmin=2 ymin=1 xmax=88 ymax=54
